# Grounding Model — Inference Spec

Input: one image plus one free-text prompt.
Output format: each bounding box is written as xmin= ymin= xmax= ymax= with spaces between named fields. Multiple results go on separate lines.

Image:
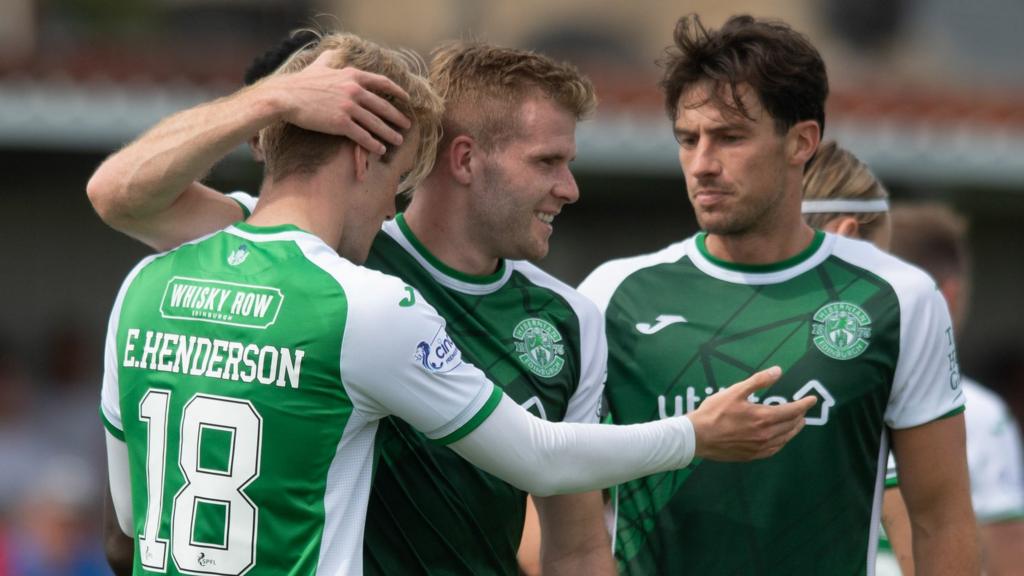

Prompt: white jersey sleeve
xmin=963 ymin=379 xmax=1024 ymax=522
xmin=885 ymin=284 xmax=964 ymax=428
xmin=100 ymin=254 xmax=159 ymax=437
xmin=334 ymin=260 xmax=500 ymax=443
xmin=832 ymin=237 xmax=965 ymax=428
xmin=449 ymin=395 xmax=696 ymax=497
xmin=226 ymin=191 xmax=258 ymax=217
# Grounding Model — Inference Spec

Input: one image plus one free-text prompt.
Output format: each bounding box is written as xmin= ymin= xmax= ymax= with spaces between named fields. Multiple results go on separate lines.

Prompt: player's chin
xmin=523 ymin=239 xmax=550 ymax=262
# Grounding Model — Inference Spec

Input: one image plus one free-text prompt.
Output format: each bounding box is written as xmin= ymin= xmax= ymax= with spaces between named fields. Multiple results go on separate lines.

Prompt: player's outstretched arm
xmin=86 ymin=50 xmax=411 ymax=251
xmin=893 ymin=414 xmax=980 ymax=575
xmin=449 ymin=367 xmax=815 ymax=497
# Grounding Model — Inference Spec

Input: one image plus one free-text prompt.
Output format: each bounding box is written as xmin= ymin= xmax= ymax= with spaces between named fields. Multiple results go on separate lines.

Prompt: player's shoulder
xmin=829 ymin=233 xmax=937 ymax=297
xmin=247 ymin=226 xmax=412 ymax=313
xmin=577 ymin=239 xmax=690 ymax=312
xmin=509 ymin=260 xmax=602 ymax=321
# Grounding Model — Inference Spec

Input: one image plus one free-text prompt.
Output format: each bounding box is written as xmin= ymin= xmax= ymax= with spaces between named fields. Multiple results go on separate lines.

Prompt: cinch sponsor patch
xmin=160 ymin=277 xmax=283 ymax=329
xmin=413 ymin=326 xmax=463 ymax=374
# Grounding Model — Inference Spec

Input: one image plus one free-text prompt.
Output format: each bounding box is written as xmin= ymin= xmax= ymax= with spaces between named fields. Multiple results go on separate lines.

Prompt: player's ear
xmin=249 ymin=135 xmax=265 ymax=163
xmin=353 ymin=143 xmax=371 ymax=182
xmin=824 ymin=215 xmax=861 ymax=239
xmin=449 ymin=135 xmax=475 ymax=186
xmin=788 ymin=120 xmax=820 ymax=167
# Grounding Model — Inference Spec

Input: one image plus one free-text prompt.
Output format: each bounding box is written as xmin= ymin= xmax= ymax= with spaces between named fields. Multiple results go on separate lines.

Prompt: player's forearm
xmin=543 ymin=547 xmax=617 ymax=575
xmin=910 ymin=511 xmax=980 ymax=575
xmin=87 ymin=84 xmax=279 ymax=226
xmin=536 ymin=492 xmax=616 ymax=576
xmin=980 ymin=521 xmax=1024 ymax=576
xmin=451 ymin=396 xmax=694 ymax=497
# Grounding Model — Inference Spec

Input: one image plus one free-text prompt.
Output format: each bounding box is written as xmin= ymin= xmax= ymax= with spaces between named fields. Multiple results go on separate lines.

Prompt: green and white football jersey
xmin=578 ymin=231 xmax=965 ymax=576
xmin=100 ymin=222 xmax=503 ymax=575
xmin=361 ymin=214 xmax=606 ymax=575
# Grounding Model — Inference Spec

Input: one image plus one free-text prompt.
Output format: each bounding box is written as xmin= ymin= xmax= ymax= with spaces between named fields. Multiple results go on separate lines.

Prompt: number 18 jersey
xmin=100 ymin=222 xmax=501 ymax=575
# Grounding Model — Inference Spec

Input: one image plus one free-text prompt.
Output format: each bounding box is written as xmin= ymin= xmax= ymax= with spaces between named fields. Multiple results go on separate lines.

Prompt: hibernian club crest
xmin=513 ymin=318 xmax=565 ymax=378
xmin=811 ymin=302 xmax=872 ymax=360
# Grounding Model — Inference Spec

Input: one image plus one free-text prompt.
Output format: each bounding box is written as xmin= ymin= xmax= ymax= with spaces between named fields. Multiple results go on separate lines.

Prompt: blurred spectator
xmin=4 ymin=456 xmax=110 ymax=575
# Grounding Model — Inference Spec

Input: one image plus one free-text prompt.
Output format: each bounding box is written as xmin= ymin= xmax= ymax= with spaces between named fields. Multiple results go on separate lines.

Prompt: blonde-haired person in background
xmin=884 ymin=205 xmax=1024 ymax=576
xmin=89 ymin=32 xmax=816 ymax=575
xmin=801 ymin=140 xmax=892 ymax=249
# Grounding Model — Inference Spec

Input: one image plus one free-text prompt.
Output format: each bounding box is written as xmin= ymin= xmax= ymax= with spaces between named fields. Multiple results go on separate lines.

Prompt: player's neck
xmin=403 ymin=197 xmax=502 ymax=278
xmin=704 ymin=216 xmax=817 ymax=267
xmin=248 ymin=174 xmax=345 ymax=250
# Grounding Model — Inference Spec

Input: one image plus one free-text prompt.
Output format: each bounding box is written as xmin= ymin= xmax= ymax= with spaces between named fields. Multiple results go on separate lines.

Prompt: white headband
xmin=801 ymin=198 xmax=890 ymax=214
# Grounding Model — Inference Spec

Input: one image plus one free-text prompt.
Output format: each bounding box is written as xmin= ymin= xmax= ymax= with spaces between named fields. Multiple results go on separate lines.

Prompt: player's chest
xmin=606 ymin=281 xmax=899 ymax=424
xmin=423 ymin=287 xmax=581 ymax=418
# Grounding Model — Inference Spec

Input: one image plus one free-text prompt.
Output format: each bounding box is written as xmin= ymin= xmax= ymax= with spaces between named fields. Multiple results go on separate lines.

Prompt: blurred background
xmin=1 ymin=0 xmax=1022 ymax=571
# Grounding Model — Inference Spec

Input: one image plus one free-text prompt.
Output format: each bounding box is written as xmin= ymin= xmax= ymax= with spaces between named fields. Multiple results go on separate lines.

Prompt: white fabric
xmin=577 ymin=240 xmax=689 ymax=315
xmin=100 ymin=252 xmax=162 ymax=433
xmin=105 ymin=431 xmax=133 ymax=536
xmin=885 ymin=378 xmax=1024 ymax=524
xmin=831 ymin=235 xmax=965 ymax=428
xmin=801 ymin=198 xmax=890 ymax=214
xmin=874 ymin=550 xmax=902 ymax=576
xmin=685 ymin=234 xmax=837 ymax=286
xmin=230 ymin=226 xmax=498 ymax=438
xmin=450 ymin=395 xmax=696 ymax=497
xmin=963 ymin=378 xmax=1024 ymax=521
xmin=227 ymin=190 xmax=258 ymax=215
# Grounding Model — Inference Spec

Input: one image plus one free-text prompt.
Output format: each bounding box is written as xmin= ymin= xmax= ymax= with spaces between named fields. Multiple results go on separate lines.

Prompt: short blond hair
xmin=802 ymin=140 xmax=889 ymax=237
xmin=259 ymin=32 xmax=443 ymax=193
xmin=429 ymin=41 xmax=596 ymax=151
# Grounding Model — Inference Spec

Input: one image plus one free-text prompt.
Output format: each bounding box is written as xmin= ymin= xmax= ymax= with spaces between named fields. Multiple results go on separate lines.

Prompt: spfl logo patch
xmin=811 ymin=302 xmax=872 ymax=360
xmin=513 ymin=318 xmax=565 ymax=378
xmin=414 ymin=326 xmax=463 ymax=374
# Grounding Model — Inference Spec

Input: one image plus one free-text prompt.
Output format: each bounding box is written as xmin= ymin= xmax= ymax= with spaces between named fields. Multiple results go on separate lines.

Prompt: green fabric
xmin=114 ymin=227 xmax=349 ymax=574
xmin=695 ymin=229 xmax=825 ymax=273
xmin=100 ymin=408 xmax=125 ymax=441
xmin=435 ymin=386 xmax=504 ymax=445
xmin=395 ymin=213 xmax=507 ymax=284
xmin=605 ymin=251 xmax=902 ymax=575
xmin=361 ymin=229 xmax=586 ymax=576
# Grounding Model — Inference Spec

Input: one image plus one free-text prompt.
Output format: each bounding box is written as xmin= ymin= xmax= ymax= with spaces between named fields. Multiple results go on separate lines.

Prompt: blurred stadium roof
xmin=3 ymin=72 xmax=1023 ymax=189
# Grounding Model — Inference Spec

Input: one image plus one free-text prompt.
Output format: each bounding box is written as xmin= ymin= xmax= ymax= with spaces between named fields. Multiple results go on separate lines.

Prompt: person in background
xmin=884 ymin=204 xmax=1024 ymax=576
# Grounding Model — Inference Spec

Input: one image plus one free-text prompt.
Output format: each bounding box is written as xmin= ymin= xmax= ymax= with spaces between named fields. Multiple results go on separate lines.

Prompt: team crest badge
xmin=227 ymin=244 xmax=249 ymax=266
xmin=513 ymin=318 xmax=565 ymax=378
xmin=811 ymin=302 xmax=872 ymax=360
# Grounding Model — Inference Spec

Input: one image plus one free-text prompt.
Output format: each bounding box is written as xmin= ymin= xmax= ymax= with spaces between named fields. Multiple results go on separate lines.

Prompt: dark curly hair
xmin=243 ymin=29 xmax=320 ymax=86
xmin=661 ymin=14 xmax=828 ymax=136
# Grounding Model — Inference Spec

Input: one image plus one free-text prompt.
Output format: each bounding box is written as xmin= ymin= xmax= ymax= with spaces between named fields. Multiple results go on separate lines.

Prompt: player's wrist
xmin=237 ymin=78 xmax=290 ymax=129
xmin=677 ymin=415 xmax=697 ymax=467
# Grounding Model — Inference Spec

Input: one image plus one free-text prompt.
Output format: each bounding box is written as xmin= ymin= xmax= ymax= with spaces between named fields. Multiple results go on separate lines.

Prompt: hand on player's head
xmin=263 ymin=50 xmax=412 ymax=156
xmin=688 ymin=366 xmax=816 ymax=461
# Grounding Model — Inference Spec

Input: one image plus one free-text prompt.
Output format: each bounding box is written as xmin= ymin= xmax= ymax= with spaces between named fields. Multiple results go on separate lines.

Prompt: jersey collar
xmin=688 ymin=230 xmax=834 ymax=285
xmin=383 ymin=214 xmax=513 ymax=294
